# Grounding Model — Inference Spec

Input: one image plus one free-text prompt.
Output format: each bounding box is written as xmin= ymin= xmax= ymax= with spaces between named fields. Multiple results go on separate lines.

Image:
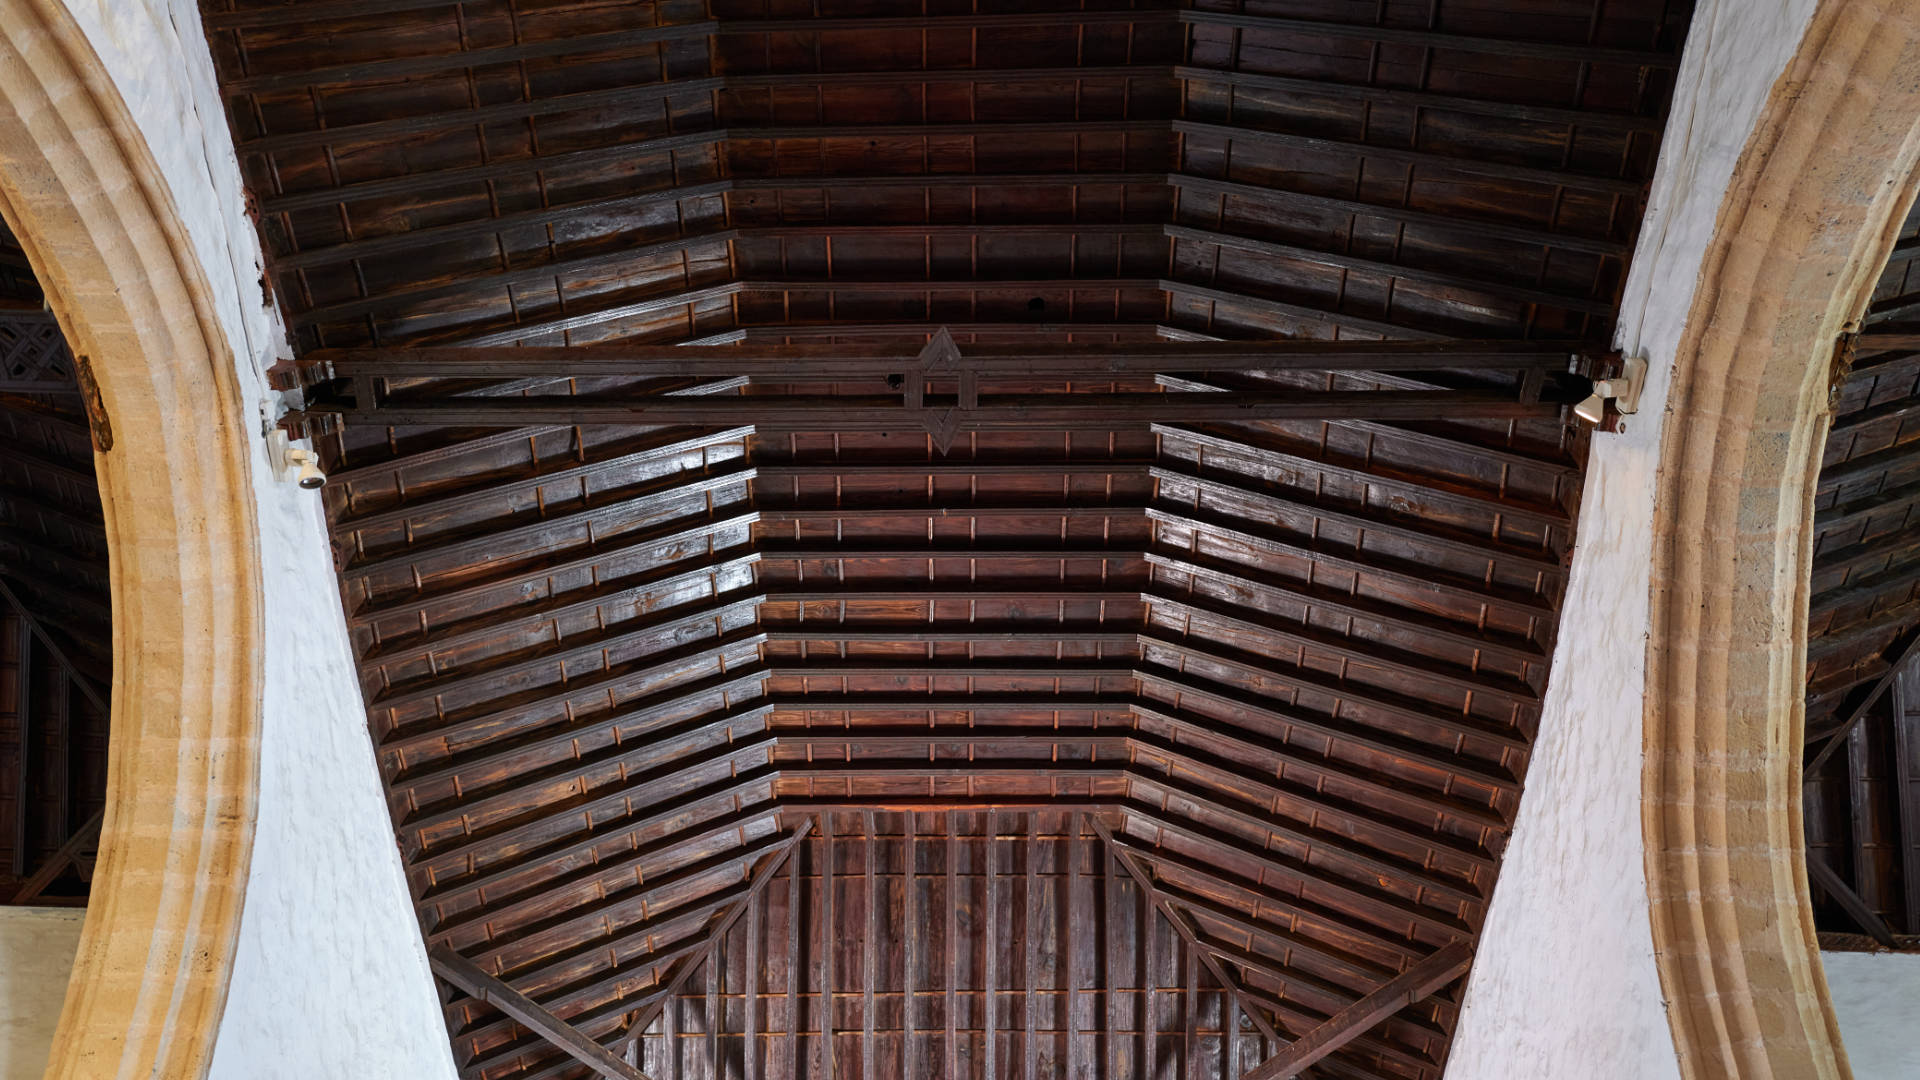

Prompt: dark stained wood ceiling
xmin=196 ymin=1 xmax=1695 ymax=1077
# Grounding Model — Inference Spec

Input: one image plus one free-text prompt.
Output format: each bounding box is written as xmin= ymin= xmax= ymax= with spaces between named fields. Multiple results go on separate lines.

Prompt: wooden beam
xmin=1239 ymin=942 xmax=1475 ymax=1080
xmin=1893 ymin=663 xmax=1920 ymax=933
xmin=1088 ymin=817 xmax=1287 ymax=1048
xmin=304 ymin=339 xmax=1586 ymax=380
xmin=10 ymin=612 xmax=28 ymax=877
xmin=1174 ymin=9 xmax=1675 ymax=67
xmin=1807 ymin=856 xmax=1898 ymax=949
xmin=1809 ymin=627 xmax=1920 ymax=773
xmin=431 ymin=945 xmax=656 ymax=1080
xmin=9 ymin=807 xmax=99 ymax=904
xmin=0 ymin=578 xmax=109 ymax=715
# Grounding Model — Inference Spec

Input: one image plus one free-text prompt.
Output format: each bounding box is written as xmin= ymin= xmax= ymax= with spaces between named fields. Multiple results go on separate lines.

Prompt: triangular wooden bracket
xmin=914 ymin=325 xmax=961 ymax=371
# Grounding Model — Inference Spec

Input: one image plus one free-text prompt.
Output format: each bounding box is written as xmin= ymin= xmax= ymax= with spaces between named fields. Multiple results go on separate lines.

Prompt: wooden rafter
xmin=430 ymin=945 xmax=653 ymax=1080
xmin=618 ymin=819 xmax=814 ymax=1057
xmin=1240 ymin=942 xmax=1475 ymax=1080
xmin=1089 ymin=816 xmax=1286 ymax=1049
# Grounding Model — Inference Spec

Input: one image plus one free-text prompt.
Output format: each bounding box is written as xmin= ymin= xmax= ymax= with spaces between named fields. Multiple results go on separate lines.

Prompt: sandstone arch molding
xmin=1645 ymin=1 xmax=1920 ymax=1077
xmin=0 ymin=1 xmax=264 ymax=1078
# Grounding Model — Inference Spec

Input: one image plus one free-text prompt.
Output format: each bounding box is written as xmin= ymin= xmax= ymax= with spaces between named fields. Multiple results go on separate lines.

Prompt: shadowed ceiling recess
xmin=201 ymin=1 xmax=1692 ymax=1078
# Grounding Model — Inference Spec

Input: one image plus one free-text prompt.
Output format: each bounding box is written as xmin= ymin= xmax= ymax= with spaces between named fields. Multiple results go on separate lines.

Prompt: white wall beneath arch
xmin=1443 ymin=1 xmax=1821 ymax=1077
xmin=1823 ymin=951 xmax=1920 ymax=1078
xmin=47 ymin=3 xmax=457 ymax=1077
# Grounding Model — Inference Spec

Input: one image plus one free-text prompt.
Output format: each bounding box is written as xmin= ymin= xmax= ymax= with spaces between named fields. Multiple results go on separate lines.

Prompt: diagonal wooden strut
xmin=618 ymin=818 xmax=816 ymax=1056
xmin=9 ymin=807 xmax=101 ymax=904
xmin=429 ymin=944 xmax=654 ymax=1080
xmin=1087 ymin=816 xmax=1286 ymax=1048
xmin=1806 ymin=855 xmax=1899 ymax=948
xmin=1241 ymin=941 xmax=1475 ymax=1080
xmin=1808 ymin=626 xmax=1920 ymax=773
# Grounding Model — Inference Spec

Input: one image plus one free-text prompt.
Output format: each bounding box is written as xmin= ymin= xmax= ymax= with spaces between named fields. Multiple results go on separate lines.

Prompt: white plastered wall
xmin=44 ymin=3 xmax=458 ymax=1077
xmin=0 ymin=908 xmax=83 ymax=1080
xmin=1443 ymin=2 xmax=1823 ymax=1076
xmin=1822 ymin=951 xmax=1920 ymax=1079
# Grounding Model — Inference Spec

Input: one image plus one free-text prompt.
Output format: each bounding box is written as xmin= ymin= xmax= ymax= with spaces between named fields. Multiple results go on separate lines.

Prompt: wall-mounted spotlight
xmin=266 ymin=428 xmax=327 ymax=489
xmin=1573 ymin=354 xmax=1647 ymax=426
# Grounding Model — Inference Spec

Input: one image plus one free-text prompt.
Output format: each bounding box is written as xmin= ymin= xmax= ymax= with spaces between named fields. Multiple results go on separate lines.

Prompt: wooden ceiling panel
xmin=197 ymin=0 xmax=1698 ymax=1074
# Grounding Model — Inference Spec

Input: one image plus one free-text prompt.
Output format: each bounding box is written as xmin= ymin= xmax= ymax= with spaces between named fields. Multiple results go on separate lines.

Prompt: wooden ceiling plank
xmin=723 ymin=10 xmax=1173 ymax=34
xmin=279 ymin=184 xmax=732 ymax=275
xmin=1166 ymin=173 xmax=1627 ymax=258
xmin=261 ymin=128 xmax=727 ymax=216
xmin=1142 ymin=550 xmax=1544 ymax=667
xmin=373 ymin=618 xmax=768 ymax=716
xmin=1144 ymin=592 xmax=1540 ymax=718
xmin=1158 ymin=279 xmax=1449 ymax=341
xmin=1116 ymin=803 xmax=1472 ymax=943
xmin=1138 ymin=626 xmax=1533 ymax=759
xmin=227 ymin=20 xmax=719 ymax=96
xmin=1147 ymin=506 xmax=1556 ymax=620
xmin=1090 ymin=816 xmax=1288 ymax=1048
xmin=1166 ymin=224 xmax=1613 ymax=317
xmin=1178 ymin=120 xmax=1640 ymax=198
xmin=1149 ymin=875 xmax=1397 ymax=994
xmin=1175 ymin=66 xmax=1661 ymax=133
xmin=1814 ymin=475 xmax=1920 ymax=537
xmin=1175 ymin=10 xmax=1676 ymax=67
xmin=1237 ymin=941 xmax=1473 ymax=1080
xmin=429 ymin=945 xmax=654 ymax=1080
xmin=1121 ymin=712 xmax=1506 ymax=858
xmin=242 ymin=77 xmax=731 ymax=155
xmin=350 ymin=513 xmax=759 ymax=628
xmin=1122 ymin=769 xmax=1484 ymax=911
xmin=422 ymin=789 xmax=778 ymax=917
xmin=343 ymin=460 xmax=756 ymax=577
xmin=1149 ymin=460 xmax=1563 ymax=575
xmin=400 ymin=713 xmax=774 ymax=840
xmin=1100 ymin=828 xmax=1422 ymax=967
xmin=1153 ymin=422 xmax=1571 ymax=530
xmin=330 ymin=422 xmax=748 ymax=530
xmin=437 ymin=813 xmax=789 ymax=950
xmin=778 ymin=724 xmax=1491 ymax=889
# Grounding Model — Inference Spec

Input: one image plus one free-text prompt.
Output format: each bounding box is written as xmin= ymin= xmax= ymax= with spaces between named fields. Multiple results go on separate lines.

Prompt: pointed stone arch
xmin=1644 ymin=1 xmax=1920 ymax=1076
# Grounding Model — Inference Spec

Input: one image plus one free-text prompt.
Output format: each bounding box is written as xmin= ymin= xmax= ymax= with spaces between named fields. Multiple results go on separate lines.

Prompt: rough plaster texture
xmin=1443 ymin=2 xmax=1821 ymax=1077
xmin=0 ymin=908 xmax=83 ymax=1080
xmin=49 ymin=4 xmax=458 ymax=1077
xmin=1821 ymin=952 xmax=1920 ymax=1078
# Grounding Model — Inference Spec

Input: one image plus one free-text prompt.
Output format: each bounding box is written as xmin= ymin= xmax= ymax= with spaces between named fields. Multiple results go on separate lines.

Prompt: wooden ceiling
xmin=197 ymin=1 xmax=1694 ymax=1078
xmin=1803 ymin=197 xmax=1920 ymax=950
